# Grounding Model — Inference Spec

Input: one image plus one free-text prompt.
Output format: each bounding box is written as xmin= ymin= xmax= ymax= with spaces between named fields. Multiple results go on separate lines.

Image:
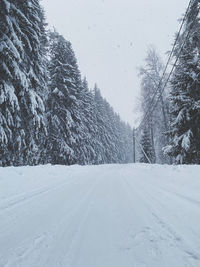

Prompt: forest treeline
xmin=137 ymin=0 xmax=200 ymax=164
xmin=0 ymin=0 xmax=133 ymax=167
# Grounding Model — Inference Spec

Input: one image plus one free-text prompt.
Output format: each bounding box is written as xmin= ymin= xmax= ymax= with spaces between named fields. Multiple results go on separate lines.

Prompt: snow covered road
xmin=0 ymin=164 xmax=200 ymax=267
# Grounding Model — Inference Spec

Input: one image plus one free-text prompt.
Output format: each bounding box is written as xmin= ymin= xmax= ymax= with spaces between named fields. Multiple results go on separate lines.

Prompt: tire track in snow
xmin=36 ymin=174 xmax=100 ymax=267
xmin=137 ymin=176 xmax=200 ymax=208
xmin=123 ymin=176 xmax=200 ymax=267
xmin=132 ymin=175 xmax=200 ymax=241
xmin=1 ymin=165 xmax=200 ymax=267
xmin=120 ymin=176 xmax=165 ymax=267
xmin=0 ymin=175 xmax=79 ymax=215
xmin=0 ymin=172 xmax=99 ymax=267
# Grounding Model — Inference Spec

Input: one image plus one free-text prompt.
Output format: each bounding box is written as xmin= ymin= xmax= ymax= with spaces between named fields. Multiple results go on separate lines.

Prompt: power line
xmin=137 ymin=0 xmax=194 ymax=132
xmin=140 ymin=2 xmax=200 ymax=130
xmin=136 ymin=0 xmax=200 ymax=163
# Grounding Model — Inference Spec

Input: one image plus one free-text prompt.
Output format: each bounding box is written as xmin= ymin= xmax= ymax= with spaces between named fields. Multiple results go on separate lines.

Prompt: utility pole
xmin=133 ymin=128 xmax=136 ymax=163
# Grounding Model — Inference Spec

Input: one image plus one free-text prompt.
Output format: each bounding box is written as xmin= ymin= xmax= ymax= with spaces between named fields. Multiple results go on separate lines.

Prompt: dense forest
xmin=137 ymin=0 xmax=200 ymax=165
xmin=1 ymin=0 xmax=200 ymax=167
xmin=0 ymin=0 xmax=133 ymax=167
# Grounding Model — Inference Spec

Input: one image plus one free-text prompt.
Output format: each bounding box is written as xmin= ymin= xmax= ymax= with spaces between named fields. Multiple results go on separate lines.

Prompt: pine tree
xmin=48 ymin=31 xmax=84 ymax=165
xmin=0 ymin=0 xmax=22 ymax=166
xmin=20 ymin=0 xmax=48 ymax=165
xmin=121 ymin=122 xmax=133 ymax=163
xmin=165 ymin=0 xmax=200 ymax=164
xmin=78 ymin=78 xmax=98 ymax=164
xmin=0 ymin=1 xmax=137 ymax=167
xmin=93 ymin=85 xmax=108 ymax=164
xmin=93 ymin=84 xmax=133 ymax=164
xmin=0 ymin=0 xmax=47 ymax=166
xmin=140 ymin=127 xmax=154 ymax=163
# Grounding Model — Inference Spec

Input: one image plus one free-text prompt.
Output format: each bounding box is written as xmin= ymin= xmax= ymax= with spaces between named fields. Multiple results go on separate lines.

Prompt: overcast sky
xmin=41 ymin=0 xmax=189 ymax=126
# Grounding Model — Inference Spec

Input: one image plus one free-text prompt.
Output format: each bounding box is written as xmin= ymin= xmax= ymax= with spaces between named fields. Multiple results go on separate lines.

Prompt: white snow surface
xmin=0 ymin=164 xmax=200 ymax=267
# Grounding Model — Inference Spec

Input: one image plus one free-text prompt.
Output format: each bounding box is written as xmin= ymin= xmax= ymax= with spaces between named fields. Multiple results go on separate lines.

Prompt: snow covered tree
xmin=0 ymin=1 xmax=135 ymax=167
xmin=0 ymin=0 xmax=23 ymax=166
xmin=165 ymin=0 xmax=200 ymax=164
xmin=93 ymin=85 xmax=108 ymax=164
xmin=93 ymin=84 xmax=133 ymax=164
xmin=138 ymin=47 xmax=170 ymax=164
xmin=139 ymin=127 xmax=154 ymax=163
xmin=0 ymin=0 xmax=47 ymax=166
xmin=122 ymin=122 xmax=133 ymax=163
xmin=78 ymin=77 xmax=98 ymax=164
xmin=48 ymin=31 xmax=84 ymax=165
xmin=19 ymin=0 xmax=48 ymax=165
xmin=47 ymin=31 xmax=133 ymax=166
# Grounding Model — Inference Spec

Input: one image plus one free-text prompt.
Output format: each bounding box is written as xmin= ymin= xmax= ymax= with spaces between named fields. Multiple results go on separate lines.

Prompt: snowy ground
xmin=0 ymin=164 xmax=200 ymax=267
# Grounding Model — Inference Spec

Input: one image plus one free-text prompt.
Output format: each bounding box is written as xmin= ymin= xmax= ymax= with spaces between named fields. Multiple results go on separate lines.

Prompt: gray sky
xmin=41 ymin=0 xmax=189 ymax=126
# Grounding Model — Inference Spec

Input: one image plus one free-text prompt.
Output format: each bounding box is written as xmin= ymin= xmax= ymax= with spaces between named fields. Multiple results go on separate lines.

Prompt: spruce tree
xmin=19 ymin=0 xmax=48 ymax=165
xmin=0 ymin=0 xmax=47 ymax=166
xmin=165 ymin=0 xmax=200 ymax=164
xmin=93 ymin=85 xmax=109 ymax=164
xmin=140 ymin=127 xmax=154 ymax=163
xmin=78 ymin=78 xmax=98 ymax=164
xmin=48 ymin=31 xmax=83 ymax=165
xmin=93 ymin=84 xmax=133 ymax=164
xmin=0 ymin=0 xmax=22 ymax=166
